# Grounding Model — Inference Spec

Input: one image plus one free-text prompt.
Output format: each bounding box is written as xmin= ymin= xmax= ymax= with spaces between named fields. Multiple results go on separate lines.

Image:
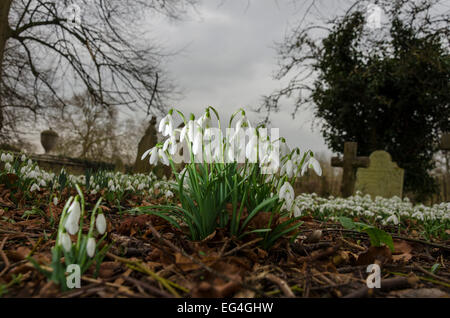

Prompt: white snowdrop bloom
xmin=158 ymin=113 xmax=174 ymax=137
xmin=163 ymin=135 xmax=178 ymax=155
xmin=180 ymin=119 xmax=196 ymax=143
xmin=137 ymin=183 xmax=145 ymax=191
xmin=5 ymin=162 xmax=12 ymax=172
xmin=1 ymin=153 xmax=6 ymax=162
xmin=279 ymin=181 xmax=295 ymax=210
xmin=86 ymin=237 xmax=96 ymax=258
xmin=197 ymin=112 xmax=211 ymax=130
xmin=232 ymin=114 xmax=250 ymax=141
xmin=293 ymin=205 xmax=302 ymax=217
xmin=412 ymin=211 xmax=424 ymax=221
xmin=301 ymin=156 xmax=322 ymax=176
xmin=158 ymin=149 xmax=169 ymax=166
xmin=165 ymin=190 xmax=174 ymax=198
xmin=281 ymin=159 xmax=294 ymax=178
xmin=53 ymin=197 xmax=59 ymax=206
xmin=21 ymin=154 xmax=26 ymax=162
xmin=386 ymin=214 xmax=399 ymax=225
xmin=245 ymin=132 xmax=258 ymax=162
xmin=27 ymin=159 xmax=32 ymax=165
xmin=60 ymin=232 xmax=72 ymax=252
xmin=192 ymin=125 xmax=204 ymax=155
xmin=147 ymin=147 xmax=159 ymax=165
xmin=65 ymin=200 xmax=81 ymax=235
xmin=40 ymin=179 xmax=46 ymax=187
xmin=30 ymin=183 xmax=40 ymax=192
xmin=96 ymin=213 xmax=107 ymax=235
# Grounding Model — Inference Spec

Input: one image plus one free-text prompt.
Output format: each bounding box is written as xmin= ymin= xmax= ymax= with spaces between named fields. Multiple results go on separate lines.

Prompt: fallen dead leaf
xmin=392 ymin=240 xmax=413 ymax=263
xmin=356 ymin=246 xmax=392 ymax=265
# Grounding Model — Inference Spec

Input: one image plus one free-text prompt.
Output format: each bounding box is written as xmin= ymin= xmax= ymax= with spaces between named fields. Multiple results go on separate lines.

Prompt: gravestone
xmin=134 ymin=117 xmax=158 ymax=173
xmin=355 ymin=150 xmax=404 ymax=198
xmin=331 ymin=142 xmax=370 ymax=197
xmin=440 ymin=133 xmax=450 ymax=151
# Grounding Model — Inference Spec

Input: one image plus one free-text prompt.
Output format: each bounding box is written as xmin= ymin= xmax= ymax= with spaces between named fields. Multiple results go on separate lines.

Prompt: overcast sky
xmin=146 ymin=0 xmax=342 ymax=157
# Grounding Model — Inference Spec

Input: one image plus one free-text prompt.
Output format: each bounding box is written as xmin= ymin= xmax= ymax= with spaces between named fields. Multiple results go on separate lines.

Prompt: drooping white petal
xmin=140 ymin=148 xmax=152 ymax=161
xmin=149 ymin=147 xmax=159 ymax=165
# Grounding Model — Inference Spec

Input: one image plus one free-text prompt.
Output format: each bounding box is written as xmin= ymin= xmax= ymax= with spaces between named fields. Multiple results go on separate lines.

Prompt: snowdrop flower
xmin=385 ymin=214 xmax=399 ymax=225
xmin=30 ymin=183 xmax=40 ymax=192
xmin=180 ymin=119 xmax=196 ymax=143
xmin=192 ymin=125 xmax=204 ymax=155
xmin=301 ymin=156 xmax=322 ymax=176
xmin=1 ymin=153 xmax=13 ymax=163
xmin=59 ymin=232 xmax=72 ymax=252
xmin=96 ymin=213 xmax=107 ymax=235
xmin=232 ymin=113 xmax=251 ymax=141
xmin=280 ymin=139 xmax=290 ymax=158
xmin=163 ymin=135 xmax=178 ymax=155
xmin=65 ymin=200 xmax=81 ymax=235
xmin=281 ymin=159 xmax=294 ymax=178
xmin=21 ymin=154 xmax=26 ymax=162
xmin=158 ymin=112 xmax=174 ymax=137
xmin=165 ymin=190 xmax=174 ymax=198
xmin=86 ymin=237 xmax=96 ymax=258
xmin=5 ymin=162 xmax=12 ymax=171
xmin=245 ymin=131 xmax=258 ymax=162
xmin=53 ymin=197 xmax=59 ymax=206
xmin=279 ymin=181 xmax=295 ymax=210
xmin=293 ymin=205 xmax=302 ymax=217
xmin=158 ymin=149 xmax=169 ymax=165
xmin=197 ymin=112 xmax=211 ymax=129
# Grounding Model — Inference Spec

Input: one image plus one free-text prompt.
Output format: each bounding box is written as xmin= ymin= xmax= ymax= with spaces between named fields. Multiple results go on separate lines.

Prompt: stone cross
xmin=331 ymin=142 xmax=370 ymax=197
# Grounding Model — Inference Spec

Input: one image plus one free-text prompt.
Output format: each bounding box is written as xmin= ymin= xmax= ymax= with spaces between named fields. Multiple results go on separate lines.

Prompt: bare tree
xmin=0 ymin=0 xmax=196 ymax=141
xmin=51 ymin=91 xmax=146 ymax=164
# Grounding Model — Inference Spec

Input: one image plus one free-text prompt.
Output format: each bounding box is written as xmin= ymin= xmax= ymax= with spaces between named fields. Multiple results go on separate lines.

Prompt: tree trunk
xmin=0 ymin=0 xmax=13 ymax=132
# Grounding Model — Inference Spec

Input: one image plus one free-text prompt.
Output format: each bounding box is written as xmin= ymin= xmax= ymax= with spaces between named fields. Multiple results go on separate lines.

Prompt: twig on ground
xmin=266 ymin=273 xmax=295 ymax=298
xmin=343 ymin=275 xmax=419 ymax=298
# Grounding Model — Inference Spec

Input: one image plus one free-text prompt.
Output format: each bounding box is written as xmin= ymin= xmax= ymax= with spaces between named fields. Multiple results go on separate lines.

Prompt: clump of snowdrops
xmin=29 ymin=185 xmax=109 ymax=290
xmin=0 ymin=151 xmax=162 ymax=203
xmin=135 ymin=107 xmax=322 ymax=249
xmin=295 ymin=192 xmax=450 ymax=240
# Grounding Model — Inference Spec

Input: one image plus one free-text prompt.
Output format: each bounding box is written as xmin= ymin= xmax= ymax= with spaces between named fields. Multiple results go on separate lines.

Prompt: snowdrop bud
xmin=30 ymin=183 xmax=40 ymax=192
xmin=60 ymin=232 xmax=72 ymax=252
xmin=53 ymin=197 xmax=59 ymax=206
xmin=96 ymin=213 xmax=107 ymax=235
xmin=86 ymin=237 xmax=96 ymax=258
xmin=21 ymin=154 xmax=26 ymax=162
xmin=65 ymin=200 xmax=81 ymax=235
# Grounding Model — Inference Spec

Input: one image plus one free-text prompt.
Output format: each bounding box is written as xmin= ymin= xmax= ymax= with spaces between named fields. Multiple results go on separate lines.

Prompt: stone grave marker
xmin=355 ymin=150 xmax=404 ymax=198
xmin=134 ymin=117 xmax=158 ymax=173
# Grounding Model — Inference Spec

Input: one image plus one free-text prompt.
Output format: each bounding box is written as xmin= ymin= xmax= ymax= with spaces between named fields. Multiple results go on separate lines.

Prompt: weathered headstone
xmin=440 ymin=132 xmax=450 ymax=151
xmin=355 ymin=150 xmax=404 ymax=198
xmin=134 ymin=117 xmax=158 ymax=173
xmin=331 ymin=142 xmax=370 ymax=197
